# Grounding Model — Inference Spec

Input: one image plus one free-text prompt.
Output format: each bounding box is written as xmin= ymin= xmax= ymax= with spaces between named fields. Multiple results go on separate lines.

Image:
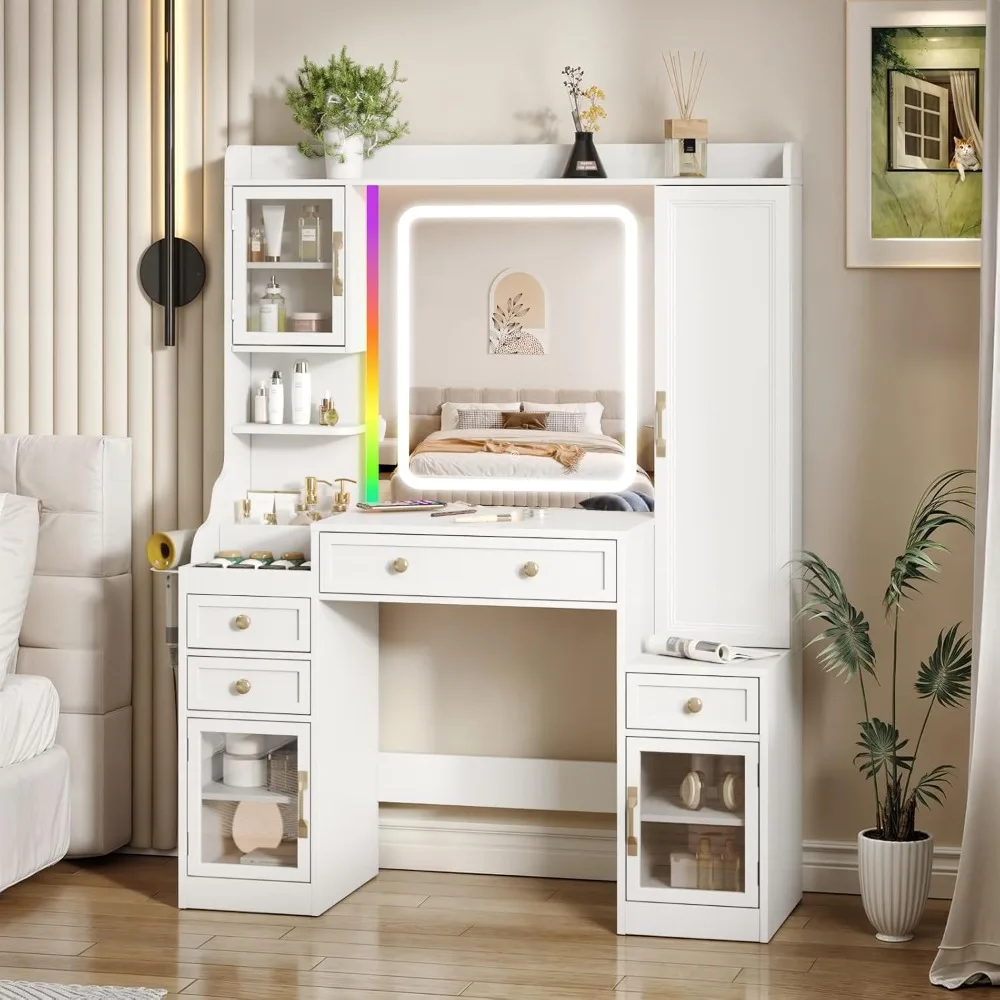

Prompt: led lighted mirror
xmin=395 ymin=203 xmax=639 ymax=496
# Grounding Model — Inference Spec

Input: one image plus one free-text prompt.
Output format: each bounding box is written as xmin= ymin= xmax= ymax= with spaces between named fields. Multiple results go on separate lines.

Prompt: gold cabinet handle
xmin=522 ymin=561 xmax=539 ymax=578
xmin=392 ymin=557 xmax=409 ymax=574
xmin=686 ymin=696 xmax=704 ymax=714
xmin=298 ymin=770 xmax=309 ymax=839
xmin=233 ymin=678 xmax=251 ymax=695
xmin=626 ymin=785 xmax=638 ymax=857
xmin=233 ymin=614 xmax=251 ymax=631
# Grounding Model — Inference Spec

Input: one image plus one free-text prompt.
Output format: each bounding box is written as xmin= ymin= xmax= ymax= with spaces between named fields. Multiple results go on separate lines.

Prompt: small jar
xmin=289 ymin=312 xmax=329 ymax=334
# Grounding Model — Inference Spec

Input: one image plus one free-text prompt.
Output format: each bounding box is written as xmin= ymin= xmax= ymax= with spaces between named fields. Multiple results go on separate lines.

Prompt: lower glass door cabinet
xmin=618 ymin=655 xmax=802 ymax=942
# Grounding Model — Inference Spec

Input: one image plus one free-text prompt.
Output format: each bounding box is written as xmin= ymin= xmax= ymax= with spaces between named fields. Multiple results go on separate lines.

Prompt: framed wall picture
xmin=847 ymin=0 xmax=986 ymax=268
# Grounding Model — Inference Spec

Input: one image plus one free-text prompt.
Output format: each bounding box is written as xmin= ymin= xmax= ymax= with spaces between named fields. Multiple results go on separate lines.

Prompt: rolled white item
xmin=146 ymin=528 xmax=195 ymax=570
xmin=261 ymin=204 xmax=285 ymax=260
xmin=644 ymin=634 xmax=734 ymax=663
xmin=222 ymin=752 xmax=267 ymax=788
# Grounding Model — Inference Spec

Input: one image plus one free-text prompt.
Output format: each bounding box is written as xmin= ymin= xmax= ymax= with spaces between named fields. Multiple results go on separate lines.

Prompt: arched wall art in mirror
xmin=392 ymin=201 xmax=640 ymax=499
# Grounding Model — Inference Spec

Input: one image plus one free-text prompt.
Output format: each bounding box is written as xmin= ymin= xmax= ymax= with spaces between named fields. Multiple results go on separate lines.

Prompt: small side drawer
xmin=187 ymin=655 xmax=311 ymax=715
xmin=626 ymin=673 xmax=759 ymax=734
xmin=186 ymin=595 xmax=311 ymax=653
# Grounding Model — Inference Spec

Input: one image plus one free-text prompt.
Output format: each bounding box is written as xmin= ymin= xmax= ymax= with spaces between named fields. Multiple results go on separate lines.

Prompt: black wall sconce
xmin=140 ymin=0 xmax=206 ymax=347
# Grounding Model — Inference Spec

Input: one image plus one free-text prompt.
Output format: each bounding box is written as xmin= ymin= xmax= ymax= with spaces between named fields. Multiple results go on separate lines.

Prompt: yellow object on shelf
xmin=146 ymin=528 xmax=195 ymax=570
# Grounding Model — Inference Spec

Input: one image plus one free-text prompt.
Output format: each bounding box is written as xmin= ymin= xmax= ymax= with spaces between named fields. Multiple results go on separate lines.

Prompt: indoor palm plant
xmin=797 ymin=470 xmax=974 ymax=941
xmin=286 ymin=47 xmax=409 ymax=179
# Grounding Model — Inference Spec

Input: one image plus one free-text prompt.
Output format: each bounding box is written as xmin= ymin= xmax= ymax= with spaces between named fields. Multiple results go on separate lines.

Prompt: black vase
xmin=562 ymin=131 xmax=607 ymax=179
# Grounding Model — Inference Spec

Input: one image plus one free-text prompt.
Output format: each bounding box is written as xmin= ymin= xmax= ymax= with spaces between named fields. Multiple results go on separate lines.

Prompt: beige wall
xmin=249 ymin=0 xmax=977 ymax=846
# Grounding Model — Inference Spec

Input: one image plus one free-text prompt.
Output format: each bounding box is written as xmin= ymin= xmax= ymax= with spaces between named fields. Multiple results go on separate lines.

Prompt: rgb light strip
xmin=364 ymin=185 xmax=380 ymax=502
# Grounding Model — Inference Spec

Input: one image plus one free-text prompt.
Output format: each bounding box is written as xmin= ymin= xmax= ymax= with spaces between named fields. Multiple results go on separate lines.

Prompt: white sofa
xmin=0 ymin=492 xmax=70 ymax=891
xmin=1 ymin=435 xmax=132 ymax=857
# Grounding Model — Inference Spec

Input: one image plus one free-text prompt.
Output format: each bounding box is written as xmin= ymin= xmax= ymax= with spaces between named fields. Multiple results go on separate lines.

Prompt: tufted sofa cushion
xmin=0 ymin=435 xmax=132 ymax=855
xmin=0 ymin=493 xmax=41 ymax=683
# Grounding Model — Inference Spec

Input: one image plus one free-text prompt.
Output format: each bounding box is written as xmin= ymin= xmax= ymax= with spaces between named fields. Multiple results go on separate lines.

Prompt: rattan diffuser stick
xmin=662 ymin=50 xmax=706 ymax=119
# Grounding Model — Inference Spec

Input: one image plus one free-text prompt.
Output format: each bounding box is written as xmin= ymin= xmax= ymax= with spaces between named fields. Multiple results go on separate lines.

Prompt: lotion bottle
xmin=291 ymin=361 xmax=311 ymax=425
xmin=259 ymin=276 xmax=286 ymax=333
xmin=267 ymin=370 xmax=284 ymax=425
xmin=253 ymin=381 xmax=268 ymax=423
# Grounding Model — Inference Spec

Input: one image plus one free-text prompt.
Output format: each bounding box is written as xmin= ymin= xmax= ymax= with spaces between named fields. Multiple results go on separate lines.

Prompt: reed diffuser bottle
xmin=663 ymin=50 xmax=708 ymax=178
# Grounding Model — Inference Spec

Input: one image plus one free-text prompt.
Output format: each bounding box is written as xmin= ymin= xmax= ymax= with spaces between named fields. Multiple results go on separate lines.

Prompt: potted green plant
xmin=796 ymin=469 xmax=974 ymax=942
xmin=286 ymin=47 xmax=409 ymax=180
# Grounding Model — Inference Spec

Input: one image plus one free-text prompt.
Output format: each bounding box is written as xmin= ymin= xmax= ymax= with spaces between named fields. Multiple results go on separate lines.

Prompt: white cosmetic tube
xmin=261 ymin=204 xmax=285 ymax=261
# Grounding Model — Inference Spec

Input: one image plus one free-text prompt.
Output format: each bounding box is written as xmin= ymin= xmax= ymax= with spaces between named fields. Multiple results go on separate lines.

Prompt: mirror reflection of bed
xmin=387 ymin=388 xmax=654 ymax=508
xmin=381 ymin=189 xmax=653 ymax=508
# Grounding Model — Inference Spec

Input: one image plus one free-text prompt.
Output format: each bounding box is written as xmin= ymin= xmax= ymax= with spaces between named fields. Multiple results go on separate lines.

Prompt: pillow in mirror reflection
xmin=232 ymin=800 xmax=284 ymax=854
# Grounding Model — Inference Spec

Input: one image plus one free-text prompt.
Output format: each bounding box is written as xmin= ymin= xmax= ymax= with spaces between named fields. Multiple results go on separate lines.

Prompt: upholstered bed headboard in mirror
xmin=405 ymin=387 xmax=652 ymax=469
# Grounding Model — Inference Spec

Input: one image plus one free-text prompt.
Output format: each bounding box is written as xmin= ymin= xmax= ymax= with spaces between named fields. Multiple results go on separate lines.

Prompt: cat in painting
xmin=951 ymin=136 xmax=981 ymax=182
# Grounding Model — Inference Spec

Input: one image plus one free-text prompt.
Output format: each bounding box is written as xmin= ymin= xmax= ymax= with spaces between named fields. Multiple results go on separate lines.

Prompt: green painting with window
xmin=871 ymin=26 xmax=985 ymax=239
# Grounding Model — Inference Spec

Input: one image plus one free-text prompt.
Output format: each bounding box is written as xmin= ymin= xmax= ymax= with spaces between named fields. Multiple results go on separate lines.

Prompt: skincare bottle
xmin=722 ymin=838 xmax=741 ymax=892
xmin=319 ymin=391 xmax=339 ymax=427
xmin=253 ymin=381 xmax=268 ymax=423
xmin=248 ymin=224 xmax=265 ymax=262
xmin=267 ymin=370 xmax=284 ymax=425
xmin=291 ymin=361 xmax=311 ymax=426
xmin=696 ymin=836 xmax=714 ymax=890
xmin=298 ymin=204 xmax=322 ymax=262
xmin=259 ymin=276 xmax=286 ymax=333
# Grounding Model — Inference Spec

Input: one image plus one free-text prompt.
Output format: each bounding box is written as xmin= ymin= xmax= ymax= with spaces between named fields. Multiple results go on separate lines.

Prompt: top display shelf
xmin=225 ymin=142 xmax=801 ymax=187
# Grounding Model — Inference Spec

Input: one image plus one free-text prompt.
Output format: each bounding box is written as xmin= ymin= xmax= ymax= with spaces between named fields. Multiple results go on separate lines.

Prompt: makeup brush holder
xmin=664 ymin=119 xmax=708 ymax=178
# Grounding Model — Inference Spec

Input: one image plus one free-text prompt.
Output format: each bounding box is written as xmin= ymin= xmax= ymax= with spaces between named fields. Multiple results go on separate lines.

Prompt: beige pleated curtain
xmin=0 ymin=0 xmax=245 ymax=850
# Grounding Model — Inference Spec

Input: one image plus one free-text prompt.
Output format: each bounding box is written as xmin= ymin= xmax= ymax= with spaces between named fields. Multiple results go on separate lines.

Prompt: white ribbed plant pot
xmin=857 ymin=830 xmax=934 ymax=942
xmin=323 ymin=131 xmax=365 ymax=179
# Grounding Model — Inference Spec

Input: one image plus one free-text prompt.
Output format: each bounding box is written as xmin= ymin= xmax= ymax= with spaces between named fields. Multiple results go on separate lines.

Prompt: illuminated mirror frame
xmin=395 ymin=203 xmax=639 ymax=495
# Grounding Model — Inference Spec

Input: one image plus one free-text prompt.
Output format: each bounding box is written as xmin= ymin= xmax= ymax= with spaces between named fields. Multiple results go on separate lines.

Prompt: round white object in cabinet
xmin=679 ymin=770 xmax=705 ymax=809
xmin=225 ymin=733 xmax=269 ymax=756
xmin=721 ymin=772 xmax=744 ymax=812
xmin=223 ymin=752 xmax=267 ymax=788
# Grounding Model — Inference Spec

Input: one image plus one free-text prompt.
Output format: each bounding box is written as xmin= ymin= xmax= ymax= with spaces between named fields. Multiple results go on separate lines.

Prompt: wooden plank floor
xmin=0 ymin=856 xmax=953 ymax=998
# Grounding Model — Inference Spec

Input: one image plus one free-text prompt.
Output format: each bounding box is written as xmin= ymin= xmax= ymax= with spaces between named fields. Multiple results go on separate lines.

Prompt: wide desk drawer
xmin=186 ymin=595 xmax=311 ymax=652
xmin=187 ymin=654 xmax=311 ymax=715
xmin=319 ymin=533 xmax=617 ymax=603
xmin=626 ymin=672 xmax=759 ymax=734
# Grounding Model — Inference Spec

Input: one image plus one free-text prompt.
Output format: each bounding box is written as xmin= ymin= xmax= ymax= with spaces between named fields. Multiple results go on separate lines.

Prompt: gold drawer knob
xmin=233 ymin=614 xmax=251 ymax=631
xmin=392 ymin=557 xmax=409 ymax=574
xmin=685 ymin=696 xmax=704 ymax=714
xmin=233 ymin=678 xmax=252 ymax=695
xmin=522 ymin=561 xmax=539 ymax=578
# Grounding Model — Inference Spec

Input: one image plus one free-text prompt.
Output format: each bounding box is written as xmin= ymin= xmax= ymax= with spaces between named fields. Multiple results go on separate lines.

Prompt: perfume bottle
xmin=298 ymin=205 xmax=322 ymax=262
xmin=259 ymin=276 xmax=286 ymax=334
xmin=696 ymin=836 xmax=714 ymax=890
xmin=722 ymin=838 xmax=741 ymax=892
xmin=248 ymin=224 xmax=265 ymax=262
xmin=664 ymin=119 xmax=709 ymax=178
xmin=319 ymin=392 xmax=339 ymax=427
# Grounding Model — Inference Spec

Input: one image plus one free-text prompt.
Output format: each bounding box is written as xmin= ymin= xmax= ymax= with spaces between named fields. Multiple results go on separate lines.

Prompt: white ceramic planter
xmin=857 ymin=829 xmax=934 ymax=942
xmin=323 ymin=131 xmax=365 ymax=179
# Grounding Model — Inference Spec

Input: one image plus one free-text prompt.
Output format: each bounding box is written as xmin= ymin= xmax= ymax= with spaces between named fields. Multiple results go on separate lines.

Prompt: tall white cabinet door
xmin=654 ymin=186 xmax=797 ymax=648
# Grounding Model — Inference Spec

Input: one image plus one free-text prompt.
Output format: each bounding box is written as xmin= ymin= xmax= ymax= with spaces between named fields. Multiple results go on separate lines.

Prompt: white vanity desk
xmin=178 ymin=140 xmax=802 ymax=942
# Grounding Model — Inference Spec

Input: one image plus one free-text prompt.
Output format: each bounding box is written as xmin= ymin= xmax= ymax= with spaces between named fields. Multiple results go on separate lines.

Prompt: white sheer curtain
xmin=931 ymin=6 xmax=1000 ymax=989
xmin=951 ymin=70 xmax=984 ymax=162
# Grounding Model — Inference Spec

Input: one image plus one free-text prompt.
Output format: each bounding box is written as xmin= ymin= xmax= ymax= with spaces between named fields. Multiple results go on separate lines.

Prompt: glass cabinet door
xmin=625 ymin=736 xmax=758 ymax=906
xmin=232 ymin=185 xmax=347 ymax=349
xmin=187 ymin=718 xmax=311 ymax=882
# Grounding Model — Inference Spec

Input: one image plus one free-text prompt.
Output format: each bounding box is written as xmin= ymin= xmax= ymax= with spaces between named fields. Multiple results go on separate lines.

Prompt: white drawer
xmin=186 ymin=595 xmax=311 ymax=652
xmin=187 ymin=655 xmax=311 ymax=715
xmin=319 ymin=533 xmax=616 ymax=603
xmin=626 ymin=672 xmax=759 ymax=734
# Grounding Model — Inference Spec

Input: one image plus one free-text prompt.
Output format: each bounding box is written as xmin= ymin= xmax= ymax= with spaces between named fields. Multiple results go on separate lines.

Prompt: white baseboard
xmin=802 ymin=839 xmax=959 ymax=899
xmin=379 ymin=814 xmax=960 ymax=899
